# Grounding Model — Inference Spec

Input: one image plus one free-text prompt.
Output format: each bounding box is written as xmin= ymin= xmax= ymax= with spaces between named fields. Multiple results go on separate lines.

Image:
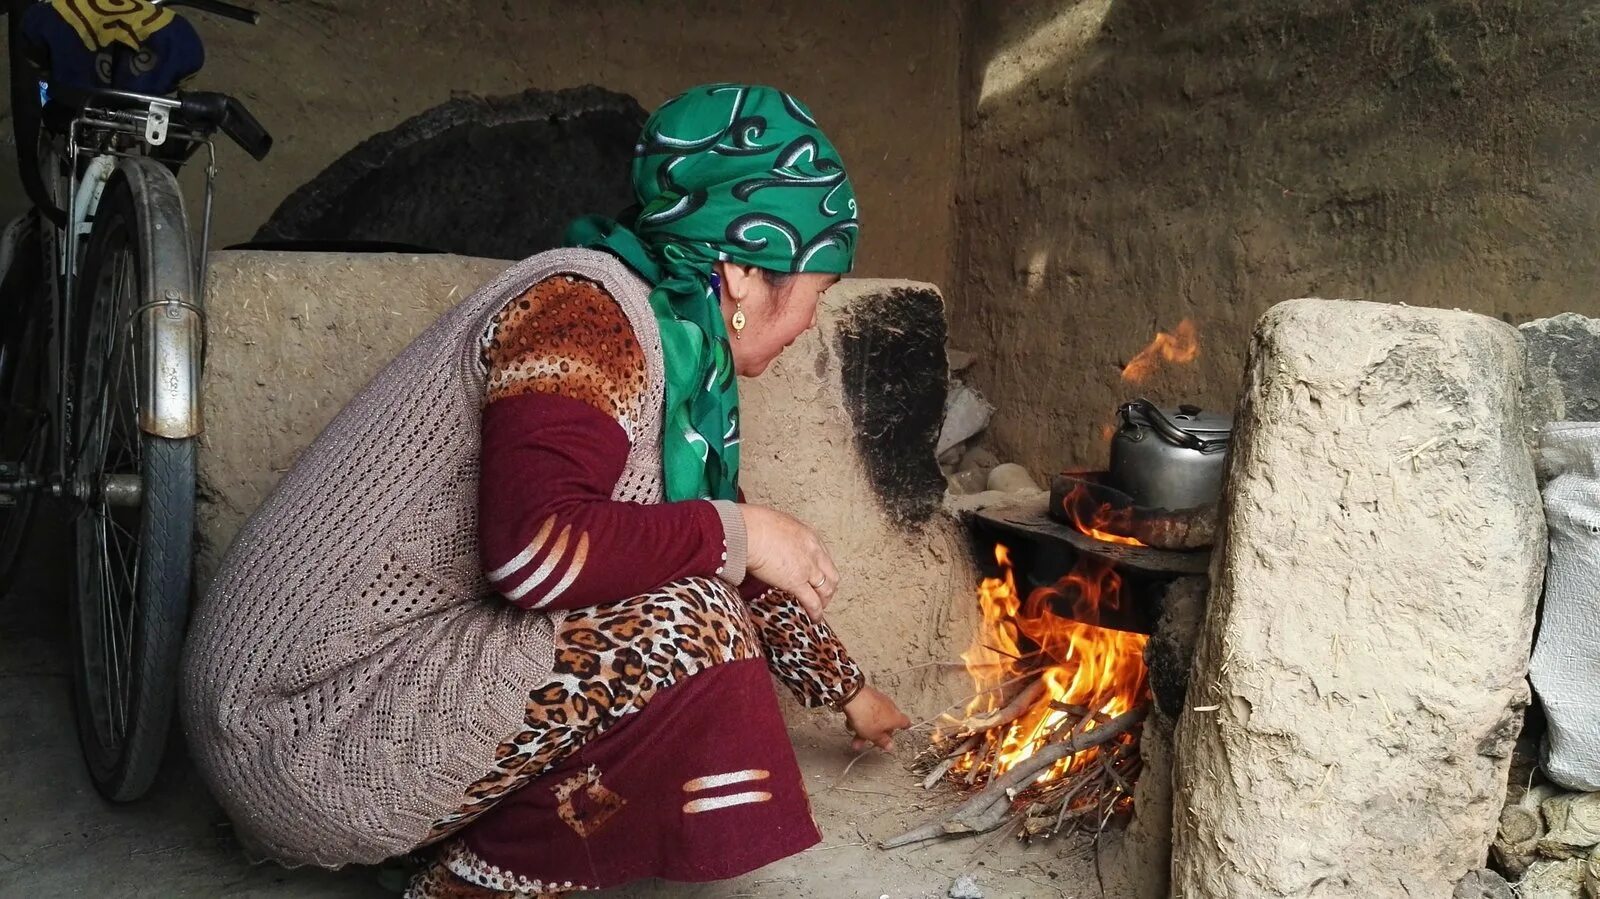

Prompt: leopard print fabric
xmin=479 ymin=274 xmax=648 ymax=441
xmin=427 ymin=577 xmax=761 ymax=838
xmin=746 ymin=588 xmax=865 ymax=708
xmin=405 ymin=843 xmax=572 ymax=899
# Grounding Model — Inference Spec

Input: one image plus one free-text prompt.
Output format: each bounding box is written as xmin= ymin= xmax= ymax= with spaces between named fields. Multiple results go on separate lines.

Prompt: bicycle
xmin=0 ymin=0 xmax=272 ymax=801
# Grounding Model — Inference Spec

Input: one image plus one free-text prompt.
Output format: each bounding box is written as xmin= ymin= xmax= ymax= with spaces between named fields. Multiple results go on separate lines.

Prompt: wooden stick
xmin=1098 ymin=744 xmax=1134 ymax=794
xmin=1052 ymin=771 xmax=1103 ymax=835
xmin=921 ymin=735 xmax=979 ymax=790
xmin=966 ymin=735 xmax=996 ymax=785
xmin=882 ymin=708 xmax=1147 ymax=849
xmin=950 ymin=677 xmax=1047 ymax=737
xmin=878 ymin=659 xmax=1022 ymax=678
xmin=910 ymin=669 xmax=1040 ymax=732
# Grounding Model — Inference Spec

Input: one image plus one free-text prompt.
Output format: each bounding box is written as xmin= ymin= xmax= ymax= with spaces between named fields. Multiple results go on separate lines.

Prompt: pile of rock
xmin=936 ymin=349 xmax=1048 ymax=512
xmin=1491 ymin=779 xmax=1600 ymax=898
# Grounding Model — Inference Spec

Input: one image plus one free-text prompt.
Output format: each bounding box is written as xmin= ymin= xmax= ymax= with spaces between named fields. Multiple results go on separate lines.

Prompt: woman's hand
xmin=741 ymin=504 xmax=838 ymax=620
xmin=844 ymin=686 xmax=912 ymax=752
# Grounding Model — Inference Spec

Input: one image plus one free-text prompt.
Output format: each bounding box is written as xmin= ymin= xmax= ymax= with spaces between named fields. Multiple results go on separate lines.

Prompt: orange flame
xmin=1121 ymin=319 xmax=1199 ymax=384
xmin=1061 ymin=483 xmax=1146 ymax=547
xmin=952 ymin=544 xmax=1149 ymax=783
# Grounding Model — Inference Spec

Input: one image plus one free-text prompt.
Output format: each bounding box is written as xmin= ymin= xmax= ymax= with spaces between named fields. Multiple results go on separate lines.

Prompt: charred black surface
xmin=255 ymin=86 xmax=644 ymax=258
xmin=835 ymin=286 xmax=947 ymax=529
xmin=1145 ymin=577 xmax=1207 ymax=718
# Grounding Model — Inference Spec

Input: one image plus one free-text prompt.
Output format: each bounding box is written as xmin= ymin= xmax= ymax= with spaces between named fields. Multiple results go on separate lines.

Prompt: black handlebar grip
xmin=222 ymin=96 xmax=272 ymax=161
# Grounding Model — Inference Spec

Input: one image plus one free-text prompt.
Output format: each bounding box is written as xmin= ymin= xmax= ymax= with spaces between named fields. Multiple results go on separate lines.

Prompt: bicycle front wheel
xmin=70 ymin=160 xmax=197 ymax=802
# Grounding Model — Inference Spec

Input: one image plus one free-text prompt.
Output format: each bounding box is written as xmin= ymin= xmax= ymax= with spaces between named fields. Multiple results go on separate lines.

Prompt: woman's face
xmin=717 ymin=263 xmax=840 ymax=377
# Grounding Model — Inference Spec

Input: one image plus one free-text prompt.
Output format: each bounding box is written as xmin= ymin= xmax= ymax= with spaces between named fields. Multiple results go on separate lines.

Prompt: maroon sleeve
xmin=477 ymin=273 xmax=743 ymax=611
xmin=479 ymin=393 xmax=735 ymax=610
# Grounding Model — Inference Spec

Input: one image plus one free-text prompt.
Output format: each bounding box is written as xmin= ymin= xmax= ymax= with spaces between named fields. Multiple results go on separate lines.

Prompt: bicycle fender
xmin=118 ymin=158 xmax=203 ymax=439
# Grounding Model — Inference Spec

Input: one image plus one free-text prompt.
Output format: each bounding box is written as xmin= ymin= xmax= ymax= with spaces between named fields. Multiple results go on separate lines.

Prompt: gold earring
xmin=732 ymin=303 xmax=745 ymax=339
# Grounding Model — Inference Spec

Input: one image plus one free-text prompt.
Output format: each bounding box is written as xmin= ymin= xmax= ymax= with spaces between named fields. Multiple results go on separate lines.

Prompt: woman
xmin=182 ymin=84 xmax=911 ymax=898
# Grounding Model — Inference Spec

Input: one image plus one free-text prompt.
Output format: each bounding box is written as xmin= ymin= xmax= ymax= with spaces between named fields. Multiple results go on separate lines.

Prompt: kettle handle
xmin=1120 ymin=398 xmax=1230 ymax=454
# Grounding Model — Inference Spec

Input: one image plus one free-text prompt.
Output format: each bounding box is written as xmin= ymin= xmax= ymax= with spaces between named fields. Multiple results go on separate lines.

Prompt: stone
xmin=1171 ymin=300 xmax=1545 ymax=898
xmin=1542 ymin=793 xmax=1600 ymax=857
xmin=937 ymin=381 xmax=994 ymax=456
xmin=958 ymin=445 xmax=1000 ymax=476
xmin=943 ymin=487 xmax=1049 ymax=517
xmin=1522 ymin=313 xmax=1600 ymax=425
xmin=947 ymin=873 xmax=984 ymax=899
xmin=946 ymin=469 xmax=988 ymax=496
xmin=1454 ymin=869 xmax=1514 ymax=899
xmin=938 ymin=443 xmax=965 ymax=474
xmin=1587 ymin=847 xmax=1600 ymax=899
xmin=985 ymin=462 xmax=1039 ymax=493
xmin=1520 ymin=859 xmax=1587 ymax=899
xmin=1497 ymin=783 xmax=1561 ymax=877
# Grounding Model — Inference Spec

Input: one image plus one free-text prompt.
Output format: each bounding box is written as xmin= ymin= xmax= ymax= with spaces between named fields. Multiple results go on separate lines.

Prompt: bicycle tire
xmin=0 ymin=215 xmax=46 ymax=593
xmin=68 ymin=161 xmax=197 ymax=802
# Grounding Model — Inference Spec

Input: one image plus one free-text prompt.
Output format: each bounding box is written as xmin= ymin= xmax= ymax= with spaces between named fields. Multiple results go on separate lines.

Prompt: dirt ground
xmin=0 ymin=519 xmax=1099 ymax=899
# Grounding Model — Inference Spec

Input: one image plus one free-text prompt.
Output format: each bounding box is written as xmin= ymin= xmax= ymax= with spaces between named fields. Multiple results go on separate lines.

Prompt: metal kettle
xmin=1108 ymin=399 xmax=1233 ymax=511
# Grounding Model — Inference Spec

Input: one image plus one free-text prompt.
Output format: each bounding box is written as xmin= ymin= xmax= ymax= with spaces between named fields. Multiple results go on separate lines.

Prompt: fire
xmin=950 ymin=543 xmax=1149 ymax=784
xmin=1061 ymin=483 xmax=1145 ymax=547
xmin=1121 ymin=319 xmax=1199 ymax=384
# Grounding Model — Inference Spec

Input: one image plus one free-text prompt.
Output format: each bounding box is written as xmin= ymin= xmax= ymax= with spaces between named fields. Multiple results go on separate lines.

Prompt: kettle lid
xmin=1164 ymin=403 xmax=1232 ymax=436
xmin=1121 ymin=399 xmax=1233 ymax=444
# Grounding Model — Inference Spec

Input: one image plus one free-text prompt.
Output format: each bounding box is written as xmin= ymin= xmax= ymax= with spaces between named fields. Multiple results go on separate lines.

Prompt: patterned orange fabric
xmin=482 ymin=275 xmax=648 ymax=432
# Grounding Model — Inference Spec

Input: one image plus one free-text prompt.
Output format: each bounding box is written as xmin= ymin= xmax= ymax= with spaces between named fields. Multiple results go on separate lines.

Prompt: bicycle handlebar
xmin=179 ymin=91 xmax=273 ymax=160
xmin=48 ymin=85 xmax=274 ymax=160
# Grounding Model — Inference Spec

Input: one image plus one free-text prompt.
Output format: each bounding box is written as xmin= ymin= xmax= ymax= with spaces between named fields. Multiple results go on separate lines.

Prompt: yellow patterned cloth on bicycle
xmin=49 ymin=0 xmax=175 ymax=52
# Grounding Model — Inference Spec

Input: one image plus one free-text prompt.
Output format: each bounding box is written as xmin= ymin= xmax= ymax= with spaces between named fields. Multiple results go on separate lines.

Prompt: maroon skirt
xmin=408 ymin=578 xmax=826 ymax=897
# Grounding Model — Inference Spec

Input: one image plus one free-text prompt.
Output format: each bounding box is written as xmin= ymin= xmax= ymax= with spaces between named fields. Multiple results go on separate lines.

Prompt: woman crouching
xmin=181 ymin=83 xmax=911 ymax=897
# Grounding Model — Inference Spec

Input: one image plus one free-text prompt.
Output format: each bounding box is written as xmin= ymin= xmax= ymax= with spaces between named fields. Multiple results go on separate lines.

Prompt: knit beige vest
xmin=181 ymin=249 xmax=665 ymax=867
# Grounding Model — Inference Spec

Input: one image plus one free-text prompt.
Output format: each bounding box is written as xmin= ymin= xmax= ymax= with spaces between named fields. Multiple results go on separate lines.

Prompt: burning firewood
xmin=899 ymin=537 xmax=1154 ymax=850
xmin=947 ymin=677 xmax=1047 ymax=737
xmin=921 ymin=735 xmax=979 ymax=790
xmin=888 ymin=708 xmax=1147 ymax=849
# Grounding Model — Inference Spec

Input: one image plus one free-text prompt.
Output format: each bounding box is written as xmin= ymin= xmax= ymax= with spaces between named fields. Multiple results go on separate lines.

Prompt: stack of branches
xmin=888 ymin=672 xmax=1146 ymax=849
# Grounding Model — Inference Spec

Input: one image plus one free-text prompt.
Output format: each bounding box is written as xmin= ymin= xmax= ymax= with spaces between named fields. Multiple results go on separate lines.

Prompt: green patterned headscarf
xmin=567 ymin=84 xmax=859 ymax=502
